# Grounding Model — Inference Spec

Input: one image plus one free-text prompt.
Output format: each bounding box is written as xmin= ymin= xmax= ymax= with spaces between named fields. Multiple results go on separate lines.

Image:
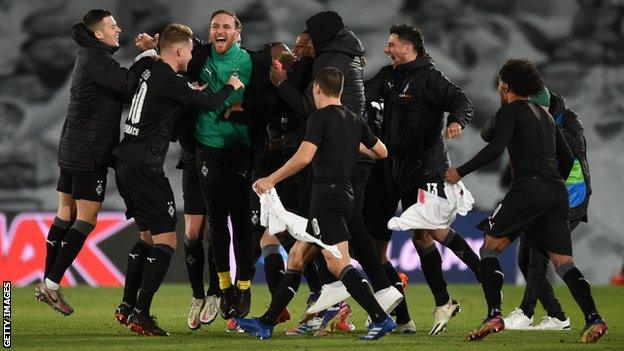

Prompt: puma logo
xmin=129 ymin=253 xmax=138 ymax=259
xmin=46 ymin=240 xmax=56 ymax=247
xmin=146 ymin=257 xmax=156 ymax=263
xmin=61 ymin=241 xmax=68 ymax=248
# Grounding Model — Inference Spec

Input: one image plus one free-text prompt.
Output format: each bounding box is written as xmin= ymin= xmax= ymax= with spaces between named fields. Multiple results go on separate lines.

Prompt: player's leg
xmin=260 ymin=230 xmax=285 ymax=295
xmin=236 ymin=241 xmax=320 ymax=339
xmin=422 ymin=173 xmax=481 ymax=281
xmin=503 ymin=234 xmax=535 ymax=329
xmin=466 ymin=234 xmax=511 ymax=340
xmin=538 ymin=209 xmax=606 ymax=342
xmin=184 ymin=214 xmax=206 ymax=330
xmin=45 ymin=199 xmax=101 ymax=288
xmin=412 ymin=230 xmax=460 ymax=335
xmin=549 ymin=251 xmax=607 ymax=342
xmin=516 ymin=236 xmax=569 ymax=330
xmin=196 ymin=147 xmax=236 ymax=318
xmin=43 ymin=186 xmax=76 ymax=278
xmin=322 ymin=241 xmax=395 ymax=340
xmin=37 ymin=167 xmax=107 ymax=315
xmin=228 ymin=157 xmax=253 ymax=317
xmin=115 ymin=229 xmax=153 ymax=325
xmin=347 ymin=164 xmax=393 ymax=292
xmin=128 ymin=230 xmax=176 ymax=336
xmin=430 ymin=227 xmax=481 ymax=281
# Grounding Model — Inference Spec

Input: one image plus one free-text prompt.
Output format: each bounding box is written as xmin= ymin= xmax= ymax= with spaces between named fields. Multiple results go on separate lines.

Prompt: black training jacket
xmin=57 ymin=23 xmax=150 ymax=171
xmin=385 ymin=55 xmax=474 ymax=193
xmin=277 ymin=28 xmax=366 ymax=123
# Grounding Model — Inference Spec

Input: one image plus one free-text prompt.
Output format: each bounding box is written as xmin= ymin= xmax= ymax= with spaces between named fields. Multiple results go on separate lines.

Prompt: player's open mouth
xmin=216 ymin=37 xmax=227 ymax=43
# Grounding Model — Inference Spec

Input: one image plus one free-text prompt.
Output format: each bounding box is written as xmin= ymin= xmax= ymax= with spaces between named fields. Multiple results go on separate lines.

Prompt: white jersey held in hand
xmin=387 ymin=181 xmax=474 ymax=231
xmin=256 ymin=187 xmax=342 ymax=258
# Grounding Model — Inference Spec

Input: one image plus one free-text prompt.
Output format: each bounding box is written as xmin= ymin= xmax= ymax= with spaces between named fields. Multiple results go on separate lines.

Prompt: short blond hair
xmin=159 ymin=23 xmax=193 ymax=50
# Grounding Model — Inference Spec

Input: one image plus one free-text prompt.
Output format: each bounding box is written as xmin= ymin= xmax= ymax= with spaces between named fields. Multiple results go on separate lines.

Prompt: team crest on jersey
xmin=95 ymin=180 xmax=104 ymax=196
xmin=251 ymin=210 xmax=259 ymax=226
xmin=167 ymin=201 xmax=175 ymax=218
xmin=201 ymin=163 xmax=209 ymax=177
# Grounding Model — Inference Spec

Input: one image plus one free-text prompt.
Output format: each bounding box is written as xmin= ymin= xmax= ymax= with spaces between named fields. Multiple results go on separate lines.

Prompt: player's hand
xmin=253 ymin=177 xmax=275 ymax=194
xmin=445 ymin=167 xmax=461 ymax=184
xmin=270 ymin=66 xmax=287 ymax=86
xmin=227 ymin=75 xmax=244 ymax=90
xmin=191 ymin=81 xmax=208 ymax=91
xmin=135 ymin=33 xmax=159 ymax=51
xmin=445 ymin=122 xmax=463 ymax=139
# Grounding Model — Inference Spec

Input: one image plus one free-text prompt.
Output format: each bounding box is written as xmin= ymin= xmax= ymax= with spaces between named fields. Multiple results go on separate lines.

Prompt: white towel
xmin=387 ymin=181 xmax=474 ymax=231
xmin=257 ymin=188 xmax=342 ymax=258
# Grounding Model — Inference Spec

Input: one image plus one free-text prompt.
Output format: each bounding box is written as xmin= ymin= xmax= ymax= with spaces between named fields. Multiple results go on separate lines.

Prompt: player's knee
xmin=260 ymin=231 xmax=279 ymax=247
xmin=550 ymin=255 xmax=573 ymax=269
xmin=286 ymin=255 xmax=305 ymax=271
xmin=479 ymin=246 xmax=501 ymax=259
xmin=325 ymin=259 xmax=344 ymax=278
xmin=56 ymin=206 xmax=75 ymax=222
xmin=185 ymin=230 xmax=201 ymax=240
xmin=139 ymin=231 xmax=153 ymax=244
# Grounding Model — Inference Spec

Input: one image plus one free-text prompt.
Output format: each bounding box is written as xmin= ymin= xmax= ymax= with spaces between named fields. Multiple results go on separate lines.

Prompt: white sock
xmin=45 ymin=278 xmax=59 ymax=291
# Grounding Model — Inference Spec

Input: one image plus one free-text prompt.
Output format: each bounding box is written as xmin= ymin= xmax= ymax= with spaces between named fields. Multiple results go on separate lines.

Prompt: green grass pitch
xmin=9 ymin=284 xmax=623 ymax=350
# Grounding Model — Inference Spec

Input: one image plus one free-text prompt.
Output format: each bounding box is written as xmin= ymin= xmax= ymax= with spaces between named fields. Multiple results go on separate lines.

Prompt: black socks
xmin=418 ymin=244 xmax=450 ymax=306
xmin=135 ymin=244 xmax=174 ymax=316
xmin=383 ymin=261 xmax=411 ymax=324
xmin=44 ymin=217 xmax=72 ymax=277
xmin=443 ymin=229 xmax=482 ymax=282
xmin=481 ymin=255 xmax=504 ymax=316
xmin=260 ymin=270 xmax=301 ymax=325
xmin=122 ymin=239 xmax=152 ymax=306
xmin=340 ymin=265 xmax=386 ymax=323
xmin=47 ymin=220 xmax=94 ymax=283
xmin=184 ymin=236 xmax=205 ymax=299
xmin=557 ymin=263 xmax=598 ymax=322
xmin=262 ymin=245 xmax=285 ymax=295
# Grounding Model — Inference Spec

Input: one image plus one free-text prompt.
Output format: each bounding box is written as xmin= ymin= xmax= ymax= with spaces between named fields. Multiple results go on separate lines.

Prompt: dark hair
xmin=82 ymin=9 xmax=112 ymax=32
xmin=211 ymin=9 xmax=242 ymax=30
xmin=390 ymin=24 xmax=425 ymax=55
xmin=314 ymin=67 xmax=344 ymax=98
xmin=159 ymin=23 xmax=193 ymax=50
xmin=499 ymin=58 xmax=544 ymax=97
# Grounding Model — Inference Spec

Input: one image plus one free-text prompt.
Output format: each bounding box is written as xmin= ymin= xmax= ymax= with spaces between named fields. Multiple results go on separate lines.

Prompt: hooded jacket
xmin=385 ymin=54 xmax=474 ymax=193
xmin=277 ymin=13 xmax=367 ymax=126
xmin=549 ymin=92 xmax=591 ymax=222
xmin=57 ymin=23 xmax=150 ymax=171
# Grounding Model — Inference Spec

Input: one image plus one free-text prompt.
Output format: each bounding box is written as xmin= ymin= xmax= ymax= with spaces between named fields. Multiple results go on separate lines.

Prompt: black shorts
xmin=478 ymin=176 xmax=572 ymax=256
xmin=401 ymin=170 xmax=447 ymax=208
xmin=56 ymin=165 xmax=108 ymax=202
xmin=116 ymin=161 xmax=177 ymax=235
xmin=182 ymin=162 xmax=206 ymax=215
xmin=308 ymin=184 xmax=354 ymax=246
xmin=363 ymin=184 xmax=398 ymax=242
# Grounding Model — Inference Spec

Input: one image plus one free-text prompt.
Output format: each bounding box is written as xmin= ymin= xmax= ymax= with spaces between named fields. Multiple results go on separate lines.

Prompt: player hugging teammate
xmin=35 ymin=7 xmax=608 ymax=345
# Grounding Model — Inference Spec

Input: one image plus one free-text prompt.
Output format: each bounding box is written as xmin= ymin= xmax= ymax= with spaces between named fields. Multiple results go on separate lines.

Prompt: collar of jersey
xmin=212 ymin=42 xmax=242 ymax=61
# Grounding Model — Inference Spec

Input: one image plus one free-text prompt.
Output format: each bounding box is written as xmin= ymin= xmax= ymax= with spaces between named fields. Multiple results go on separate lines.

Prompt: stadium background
xmin=0 ymin=0 xmax=623 ymax=286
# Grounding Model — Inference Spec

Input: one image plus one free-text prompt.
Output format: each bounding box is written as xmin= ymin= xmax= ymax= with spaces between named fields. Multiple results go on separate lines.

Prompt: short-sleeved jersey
xmin=303 ymin=105 xmax=377 ymax=190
